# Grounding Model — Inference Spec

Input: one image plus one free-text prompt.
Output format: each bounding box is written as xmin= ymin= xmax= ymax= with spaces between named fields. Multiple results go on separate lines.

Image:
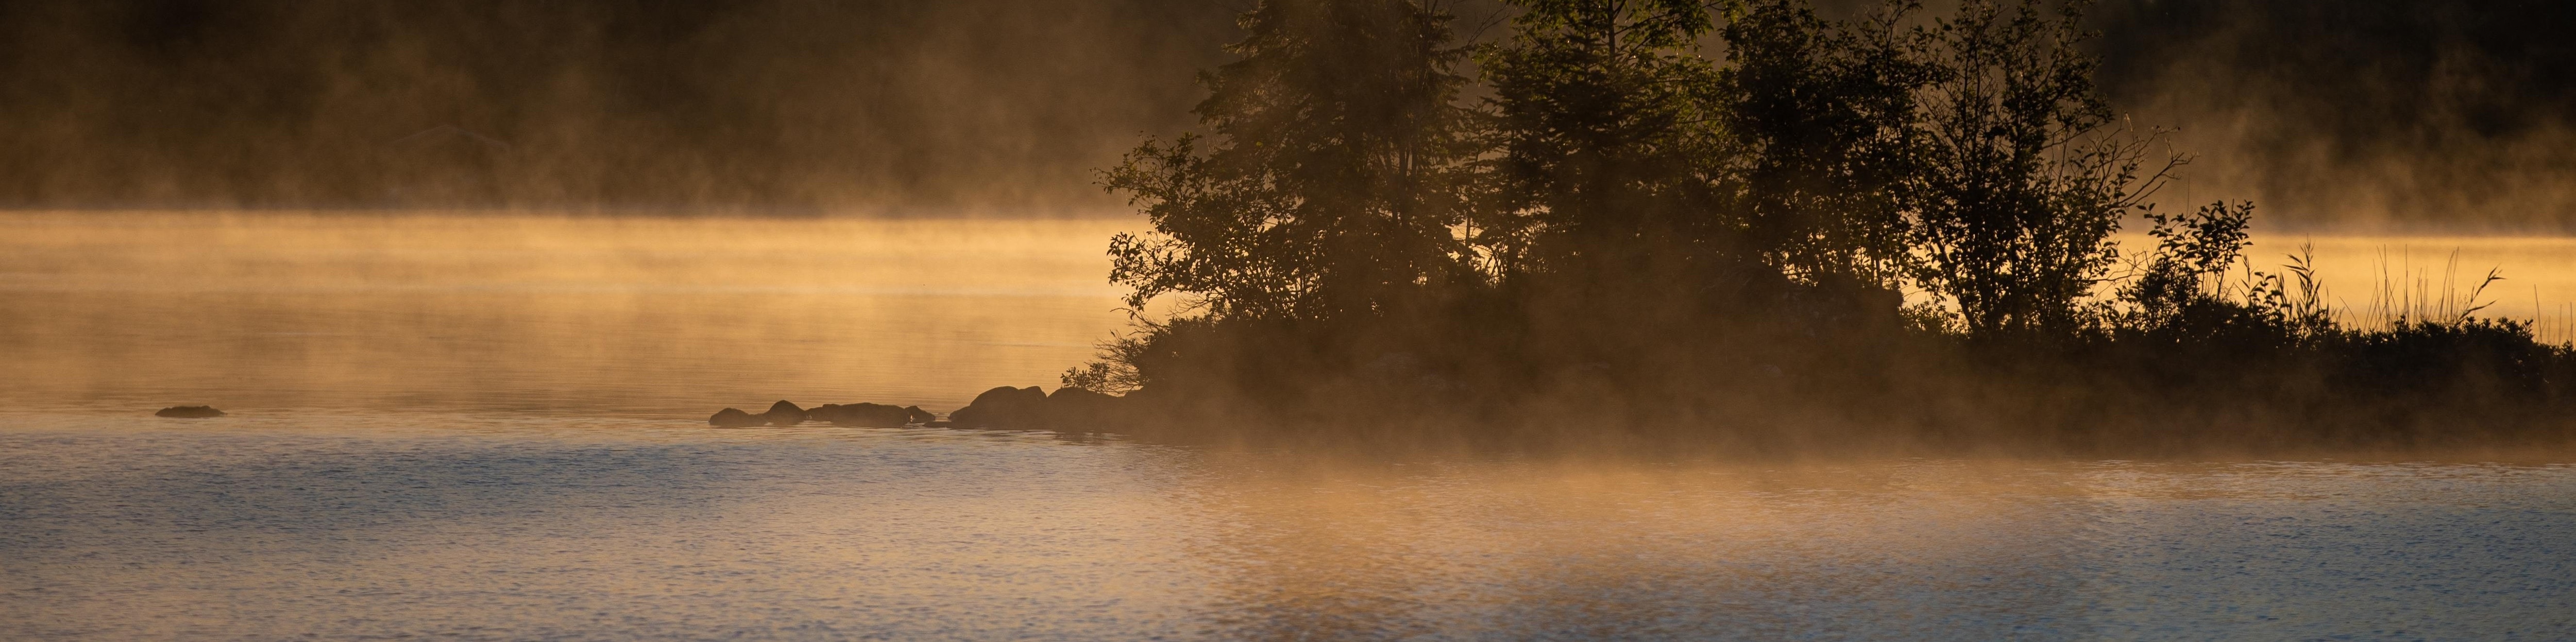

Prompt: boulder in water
xmin=709 ymin=407 xmax=765 ymax=427
xmin=1042 ymin=387 xmax=1126 ymax=432
xmin=764 ymin=400 xmax=807 ymax=426
xmin=904 ymin=406 xmax=936 ymax=425
xmin=155 ymin=405 xmax=226 ymax=418
xmin=947 ymin=386 xmax=1047 ymax=428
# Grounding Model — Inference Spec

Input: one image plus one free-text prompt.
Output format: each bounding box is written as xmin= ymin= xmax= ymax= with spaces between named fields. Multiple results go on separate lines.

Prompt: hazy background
xmin=0 ymin=0 xmax=2570 ymax=229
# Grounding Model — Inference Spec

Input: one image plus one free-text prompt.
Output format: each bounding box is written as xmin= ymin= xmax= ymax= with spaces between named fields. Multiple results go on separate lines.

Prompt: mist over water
xmin=8 ymin=213 xmax=2570 ymax=414
xmin=2093 ymin=0 xmax=2576 ymax=231
xmin=2 ymin=214 xmax=2572 ymax=638
xmin=0 ymin=212 xmax=1137 ymax=413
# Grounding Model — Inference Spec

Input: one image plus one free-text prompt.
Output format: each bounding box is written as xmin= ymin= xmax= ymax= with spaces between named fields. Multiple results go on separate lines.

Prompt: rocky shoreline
xmin=707 ymin=385 xmax=1125 ymax=431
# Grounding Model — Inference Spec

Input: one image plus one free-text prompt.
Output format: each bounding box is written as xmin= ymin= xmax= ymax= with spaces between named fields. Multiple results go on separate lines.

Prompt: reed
xmin=2346 ymin=247 xmax=2509 ymax=329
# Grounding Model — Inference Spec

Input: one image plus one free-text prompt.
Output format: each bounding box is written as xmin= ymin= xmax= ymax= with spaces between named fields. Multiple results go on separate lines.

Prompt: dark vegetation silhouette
xmin=1045 ymin=0 xmax=2576 ymax=456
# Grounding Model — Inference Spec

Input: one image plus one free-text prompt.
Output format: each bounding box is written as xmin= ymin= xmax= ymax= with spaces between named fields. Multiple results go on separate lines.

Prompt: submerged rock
xmin=764 ymin=400 xmax=807 ymax=426
xmin=823 ymin=402 xmax=912 ymax=428
xmin=155 ymin=405 xmax=226 ymax=418
xmin=708 ymin=407 xmax=765 ymax=427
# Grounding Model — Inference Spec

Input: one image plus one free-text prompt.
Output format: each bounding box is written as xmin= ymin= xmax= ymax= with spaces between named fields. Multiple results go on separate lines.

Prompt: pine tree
xmin=1478 ymin=0 xmax=1732 ymax=284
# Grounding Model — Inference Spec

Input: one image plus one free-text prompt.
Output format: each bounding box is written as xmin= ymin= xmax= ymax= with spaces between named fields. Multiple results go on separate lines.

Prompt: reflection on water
xmin=1 ymin=415 xmax=2570 ymax=640
xmin=5 ymin=213 xmax=2576 ymax=639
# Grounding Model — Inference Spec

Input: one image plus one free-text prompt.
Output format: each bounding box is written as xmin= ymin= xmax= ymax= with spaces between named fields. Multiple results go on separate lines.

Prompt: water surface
xmin=3 ymin=415 xmax=2570 ymax=639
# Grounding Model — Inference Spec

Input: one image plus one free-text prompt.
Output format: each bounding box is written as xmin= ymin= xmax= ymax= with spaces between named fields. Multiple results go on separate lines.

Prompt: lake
xmin=4 ymin=212 xmax=2574 ymax=640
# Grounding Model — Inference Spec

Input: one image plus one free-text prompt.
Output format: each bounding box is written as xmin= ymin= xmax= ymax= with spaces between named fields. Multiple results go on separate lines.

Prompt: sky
xmin=0 ymin=0 xmax=2569 ymax=229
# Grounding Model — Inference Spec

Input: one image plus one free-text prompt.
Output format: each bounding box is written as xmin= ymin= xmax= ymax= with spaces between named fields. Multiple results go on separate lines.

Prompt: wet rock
xmin=904 ymin=406 xmax=936 ymax=425
xmin=947 ymin=385 xmax=1047 ymax=428
xmin=155 ymin=405 xmax=226 ymax=418
xmin=709 ymin=407 xmax=765 ymax=427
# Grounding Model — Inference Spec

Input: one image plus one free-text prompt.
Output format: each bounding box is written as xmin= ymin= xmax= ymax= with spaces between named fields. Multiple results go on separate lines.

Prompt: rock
xmin=764 ymin=400 xmax=806 ymax=426
xmin=809 ymin=402 xmax=931 ymax=427
xmin=1042 ymin=387 xmax=1126 ymax=432
xmin=155 ymin=405 xmax=226 ymax=418
xmin=947 ymin=385 xmax=1047 ymax=428
xmin=709 ymin=407 xmax=765 ymax=427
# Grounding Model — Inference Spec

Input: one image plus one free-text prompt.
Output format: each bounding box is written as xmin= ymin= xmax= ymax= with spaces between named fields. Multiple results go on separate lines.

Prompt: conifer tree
xmin=1478 ymin=0 xmax=1733 ymax=284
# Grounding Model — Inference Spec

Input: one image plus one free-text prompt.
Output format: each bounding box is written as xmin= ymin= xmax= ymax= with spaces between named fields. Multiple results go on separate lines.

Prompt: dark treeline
xmin=7 ymin=0 xmax=2576 ymax=225
xmin=1058 ymin=0 xmax=2576 ymax=455
xmin=2090 ymin=0 xmax=2576 ymax=230
xmin=0 ymin=0 xmax=1239 ymax=210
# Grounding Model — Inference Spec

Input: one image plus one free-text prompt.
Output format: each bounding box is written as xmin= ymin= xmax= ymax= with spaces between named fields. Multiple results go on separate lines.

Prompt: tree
xmin=1477 ymin=0 xmax=1733 ymax=285
xmin=1902 ymin=0 xmax=2180 ymax=338
xmin=1103 ymin=0 xmax=1478 ymax=324
xmin=1717 ymin=0 xmax=1925 ymax=289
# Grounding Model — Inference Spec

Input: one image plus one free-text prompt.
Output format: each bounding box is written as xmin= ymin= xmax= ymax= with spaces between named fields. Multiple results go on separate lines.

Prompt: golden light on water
xmin=7 ymin=212 xmax=2574 ymax=417
xmin=0 ymin=211 xmax=1144 ymax=413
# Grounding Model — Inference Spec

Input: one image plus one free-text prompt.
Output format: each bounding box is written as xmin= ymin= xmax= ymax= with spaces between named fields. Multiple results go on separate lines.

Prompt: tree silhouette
xmin=1902 ymin=0 xmax=2179 ymax=338
xmin=1478 ymin=0 xmax=1731 ymax=287
xmin=1103 ymin=0 xmax=1477 ymax=324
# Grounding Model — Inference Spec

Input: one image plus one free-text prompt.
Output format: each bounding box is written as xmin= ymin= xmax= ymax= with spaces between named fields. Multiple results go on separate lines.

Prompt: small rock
xmin=155 ymin=405 xmax=226 ymax=418
xmin=709 ymin=407 xmax=765 ymax=427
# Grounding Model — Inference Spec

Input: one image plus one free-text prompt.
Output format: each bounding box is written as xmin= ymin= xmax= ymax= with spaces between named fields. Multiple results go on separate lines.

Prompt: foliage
xmin=1101 ymin=0 xmax=1479 ymax=323
xmin=1718 ymin=0 xmax=1924 ymax=288
xmin=2118 ymin=200 xmax=2254 ymax=332
xmin=1069 ymin=0 xmax=2576 ymax=448
xmin=1060 ymin=329 xmax=1154 ymax=395
xmin=1477 ymin=0 xmax=1730 ymax=280
xmin=1902 ymin=0 xmax=2180 ymax=338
